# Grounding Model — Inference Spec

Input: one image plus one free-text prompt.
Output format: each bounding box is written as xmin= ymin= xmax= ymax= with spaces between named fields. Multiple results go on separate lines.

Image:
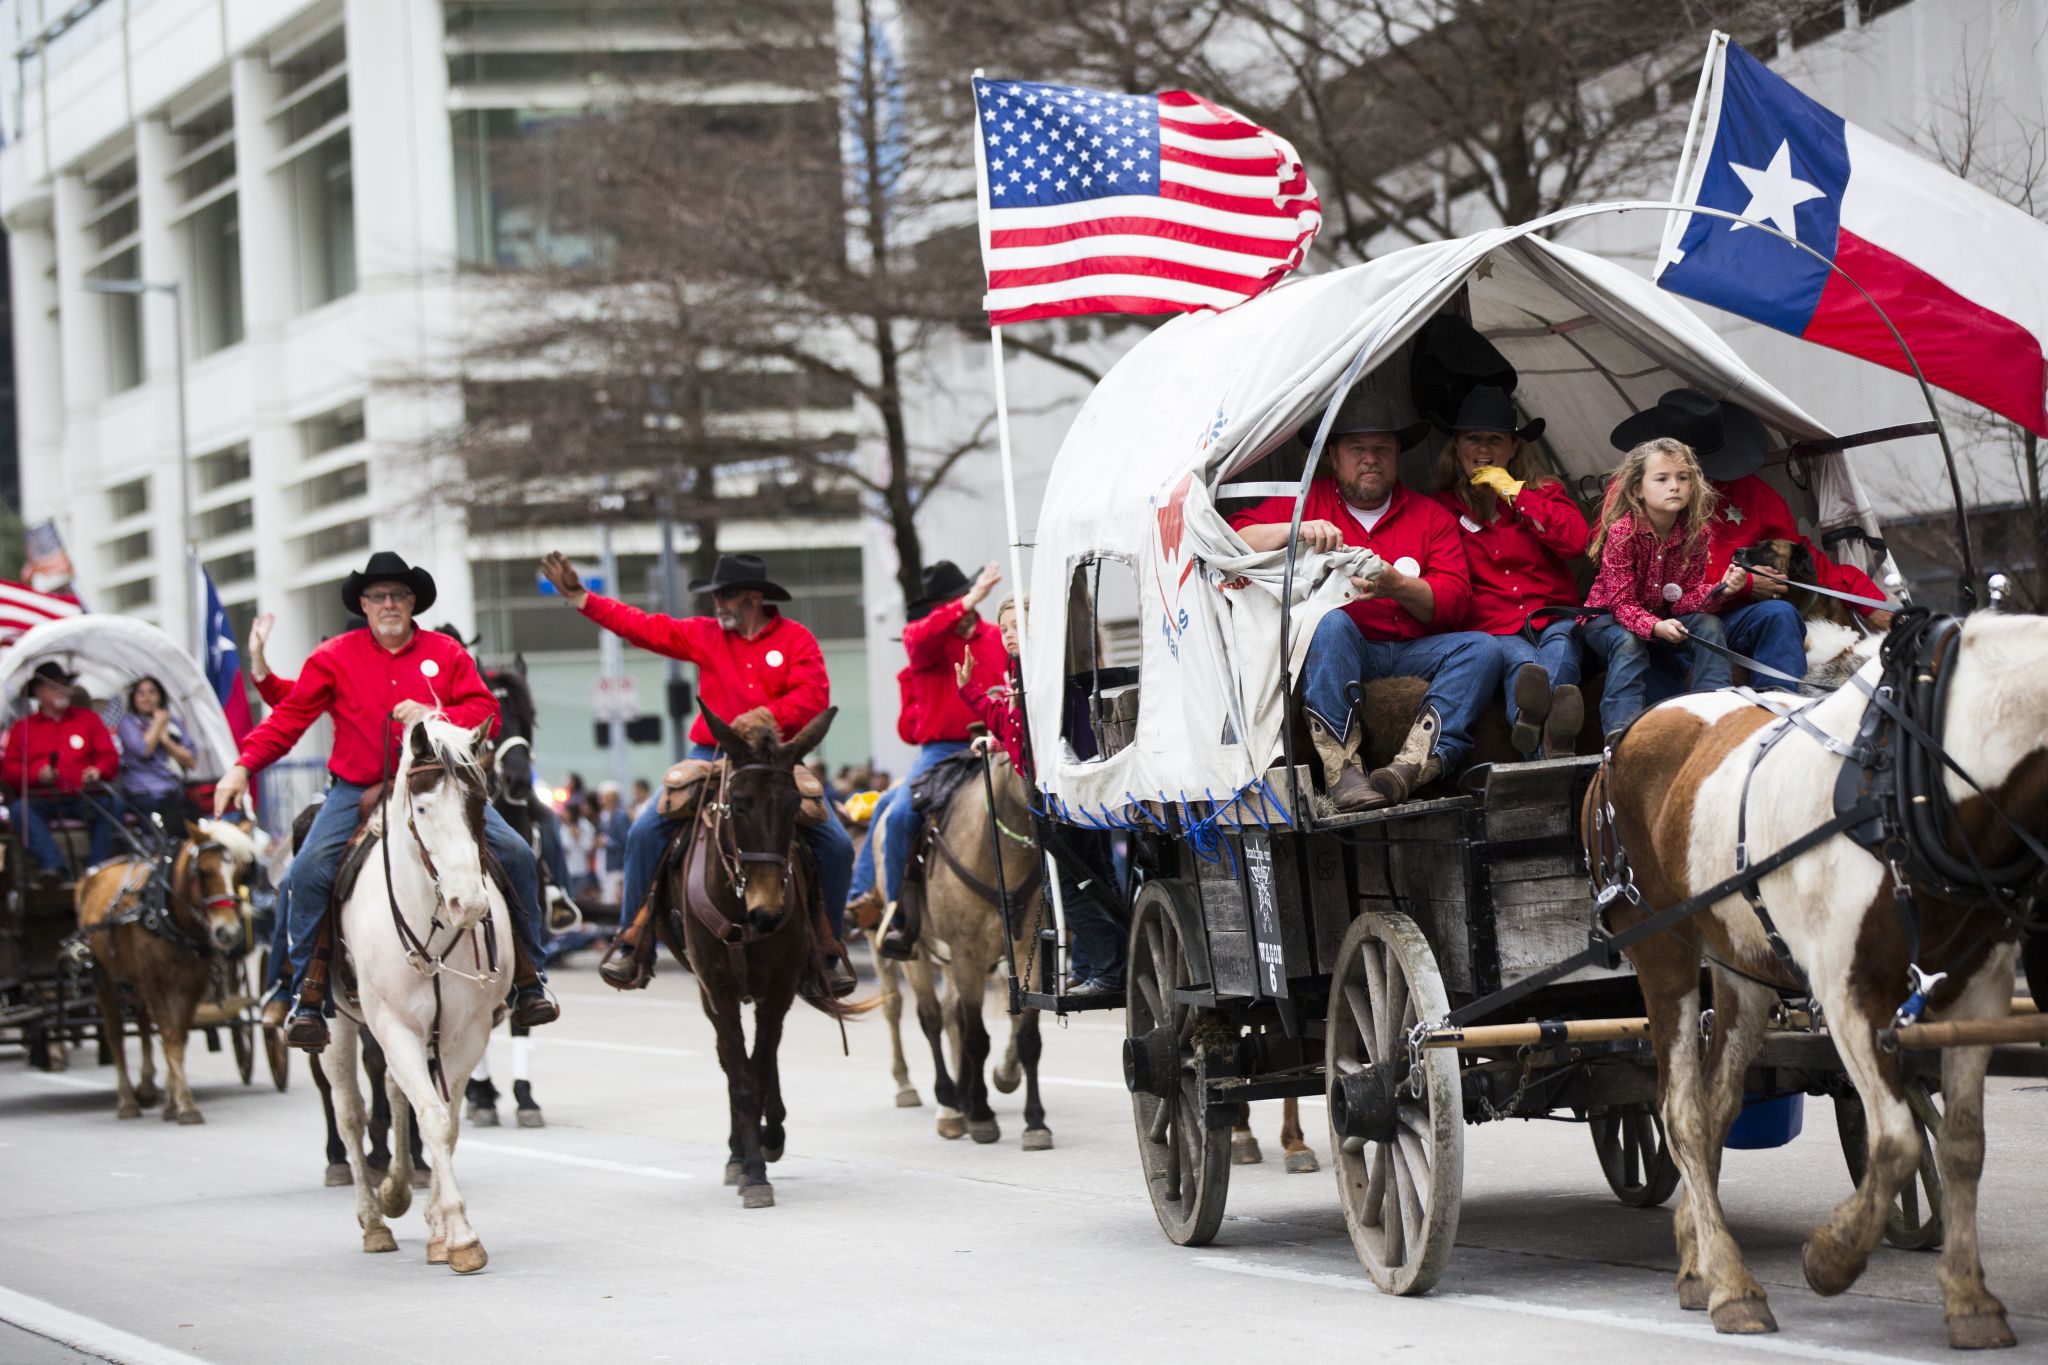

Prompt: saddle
xmin=893 ymin=753 xmax=1041 ymax=951
xmin=655 ymin=757 xmax=830 ymax=828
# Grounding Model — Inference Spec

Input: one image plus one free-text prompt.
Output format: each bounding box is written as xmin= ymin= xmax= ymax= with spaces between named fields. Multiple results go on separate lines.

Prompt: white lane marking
xmin=0 ymin=1283 xmax=220 ymax=1365
xmin=20 ymin=1071 xmax=108 ymax=1092
xmin=460 ymin=1139 xmax=692 ymax=1181
xmin=1039 ymin=1075 xmax=1126 ymax=1090
xmin=1195 ymin=1258 xmax=1933 ymax=1365
xmin=492 ymin=1037 xmax=700 ymax=1060
xmin=552 ymin=991 xmax=691 ymax=1009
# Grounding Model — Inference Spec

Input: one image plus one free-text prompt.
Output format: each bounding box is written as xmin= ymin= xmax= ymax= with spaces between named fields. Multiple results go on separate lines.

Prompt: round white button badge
xmin=69 ymin=734 xmax=85 ymax=750
xmin=1394 ymin=557 xmax=1421 ymax=578
xmin=420 ymin=660 xmax=440 ymax=678
xmin=1662 ymin=583 xmax=1683 ymax=603
xmin=765 ymin=650 xmax=784 ymax=667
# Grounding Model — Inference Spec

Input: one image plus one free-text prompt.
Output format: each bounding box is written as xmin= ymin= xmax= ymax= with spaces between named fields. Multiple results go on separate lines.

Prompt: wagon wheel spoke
xmin=1146 ymin=1095 xmax=1171 ymax=1144
xmin=1382 ymin=952 xmax=1410 ymax=1060
xmin=1382 ymin=1151 xmax=1407 ymax=1262
xmin=1342 ymin=982 xmax=1375 ymax=1063
xmin=1363 ymin=1140 xmax=1387 ymax=1213
xmin=1359 ymin=942 xmax=1389 ymax=1055
xmin=1135 ymin=971 xmax=1166 ymax=1024
xmin=1397 ymin=1103 xmax=1431 ymax=1146
xmin=1144 ymin=920 xmax=1168 ymax=985
xmin=1393 ymin=1136 xmax=1427 ymax=1261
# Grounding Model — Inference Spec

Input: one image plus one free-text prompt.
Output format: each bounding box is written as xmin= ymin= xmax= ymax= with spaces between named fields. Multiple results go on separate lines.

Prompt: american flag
xmin=973 ymin=77 xmax=1321 ymax=325
xmin=0 ymin=577 xmax=82 ymax=646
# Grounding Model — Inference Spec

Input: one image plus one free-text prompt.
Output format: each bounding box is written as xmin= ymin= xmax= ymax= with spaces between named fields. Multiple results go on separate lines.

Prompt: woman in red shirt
xmin=1429 ymin=387 xmax=1591 ymax=758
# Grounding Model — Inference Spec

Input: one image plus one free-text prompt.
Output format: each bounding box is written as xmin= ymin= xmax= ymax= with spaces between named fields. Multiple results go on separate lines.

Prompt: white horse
xmin=328 ymin=717 xmax=511 ymax=1274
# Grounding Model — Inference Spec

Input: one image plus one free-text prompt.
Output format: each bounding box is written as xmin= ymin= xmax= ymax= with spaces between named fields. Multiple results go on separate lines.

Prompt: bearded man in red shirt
xmin=1 ymin=662 xmax=125 ymax=876
xmin=213 ymin=553 xmax=558 ymax=1049
xmin=1228 ymin=385 xmax=1501 ymax=811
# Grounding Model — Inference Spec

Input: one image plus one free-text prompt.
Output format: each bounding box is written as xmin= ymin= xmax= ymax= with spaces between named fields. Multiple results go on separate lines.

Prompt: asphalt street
xmin=2 ymin=952 xmax=2043 ymax=1365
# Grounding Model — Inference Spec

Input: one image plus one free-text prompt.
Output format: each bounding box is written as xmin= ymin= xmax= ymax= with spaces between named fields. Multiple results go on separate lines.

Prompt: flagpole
xmin=1658 ymin=30 xmax=1728 ymax=275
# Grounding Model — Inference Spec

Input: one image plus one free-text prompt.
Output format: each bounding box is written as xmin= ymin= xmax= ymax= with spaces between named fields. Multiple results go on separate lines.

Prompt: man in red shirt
xmin=1229 ymin=385 xmax=1501 ymax=810
xmin=1 ymin=662 xmax=125 ymax=876
xmin=541 ymin=551 xmax=857 ymax=997
xmin=213 ymin=553 xmax=557 ymax=1048
xmin=855 ymin=559 xmax=1010 ymax=958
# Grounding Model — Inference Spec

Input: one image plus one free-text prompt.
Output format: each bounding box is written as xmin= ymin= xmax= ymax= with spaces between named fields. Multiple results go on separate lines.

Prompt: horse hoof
xmin=468 ymin=1106 xmax=501 ymax=1128
xmin=117 ymin=1102 xmax=142 ymax=1121
xmin=992 ymin=1065 xmax=1022 ymax=1095
xmin=448 ymin=1243 xmax=488 ymax=1274
xmin=1709 ymin=1297 xmax=1777 ymax=1335
xmin=1948 ymin=1311 xmax=2017 ymax=1351
xmin=176 ymin=1109 xmax=205 ymax=1126
xmin=1801 ymin=1234 xmax=1864 ymax=1297
xmin=160 ymin=1105 xmax=181 ymax=1123
xmin=969 ymin=1118 xmax=1001 ymax=1145
xmin=1283 ymin=1149 xmax=1320 ymax=1174
xmin=895 ymin=1088 xmax=921 ymax=1108
xmin=426 ymin=1239 xmax=448 ymax=1265
xmin=936 ymin=1113 xmax=966 ymax=1140
xmin=1021 ymin=1127 xmax=1054 ymax=1151
xmin=1230 ymin=1134 xmax=1263 ymax=1165
xmin=362 ymin=1226 xmax=398 ymax=1254
xmin=762 ymin=1145 xmax=785 ymax=1164
xmin=516 ymin=1108 xmax=545 ymax=1129
xmin=1677 ymin=1273 xmax=1710 ymax=1312
xmin=324 ymin=1163 xmax=353 ymax=1188
xmin=135 ymin=1082 xmax=161 ymax=1107
xmin=741 ymin=1184 xmax=775 ymax=1209
xmin=724 ymin=1162 xmax=744 ymax=1186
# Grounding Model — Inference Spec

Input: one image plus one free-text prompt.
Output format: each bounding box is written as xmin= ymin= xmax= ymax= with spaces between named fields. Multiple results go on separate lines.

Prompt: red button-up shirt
xmin=1585 ymin=514 xmax=1726 ymax=639
xmin=253 ymin=671 xmax=295 ymax=708
xmin=1228 ymin=479 xmax=1472 ymax=639
xmin=0 ymin=707 xmax=120 ymax=793
xmin=580 ymin=595 xmax=828 ymax=748
xmin=899 ymin=598 xmax=1010 ymax=744
xmin=1706 ymin=475 xmax=1884 ymax=615
xmin=960 ymin=673 xmax=1026 ymax=771
xmin=1431 ymin=480 xmax=1590 ymax=635
xmin=235 ymin=627 xmax=499 ymax=784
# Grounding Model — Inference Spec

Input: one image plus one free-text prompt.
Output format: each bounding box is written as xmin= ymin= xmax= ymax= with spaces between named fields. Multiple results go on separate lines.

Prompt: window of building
xmin=204 ymin=549 xmax=257 ymax=584
xmin=169 ymin=96 xmax=243 ymax=356
xmin=106 ymin=578 xmax=155 ymax=611
xmin=197 ymin=498 xmax=253 ymax=539
xmin=83 ymin=157 xmax=144 ymax=394
xmin=108 ymin=476 xmax=150 ymax=519
xmin=298 ymin=460 xmax=368 ymax=511
xmin=271 ymin=28 xmax=356 ymax=311
xmin=299 ymin=399 xmax=365 ymax=453
xmin=452 ymin=108 xmax=617 ymax=269
xmin=106 ymin=529 xmax=152 ymax=566
xmin=300 ymin=517 xmax=369 ymax=561
xmin=195 ymin=441 xmax=251 ymax=491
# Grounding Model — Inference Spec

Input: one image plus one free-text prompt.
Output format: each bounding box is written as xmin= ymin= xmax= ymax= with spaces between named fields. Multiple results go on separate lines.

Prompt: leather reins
xmin=688 ymin=758 xmax=804 ymax=1001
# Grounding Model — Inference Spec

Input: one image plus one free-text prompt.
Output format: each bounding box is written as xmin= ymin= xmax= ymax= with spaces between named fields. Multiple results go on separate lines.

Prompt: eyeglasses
xmin=362 ymin=589 xmax=415 ymax=606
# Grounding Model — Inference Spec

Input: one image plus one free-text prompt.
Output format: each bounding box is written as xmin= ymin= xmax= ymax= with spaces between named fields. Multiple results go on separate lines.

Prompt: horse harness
xmin=680 ymin=758 xmax=812 ymax=1005
xmin=76 ymin=839 xmax=238 ymax=959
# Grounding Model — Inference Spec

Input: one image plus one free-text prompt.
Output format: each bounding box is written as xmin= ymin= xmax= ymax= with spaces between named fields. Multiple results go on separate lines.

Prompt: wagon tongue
xmin=1330 ymin=1061 xmax=1405 ymax=1145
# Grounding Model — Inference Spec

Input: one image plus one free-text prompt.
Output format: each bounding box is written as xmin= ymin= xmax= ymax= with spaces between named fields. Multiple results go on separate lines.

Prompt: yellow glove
xmin=1468 ymin=464 xmax=1524 ymax=499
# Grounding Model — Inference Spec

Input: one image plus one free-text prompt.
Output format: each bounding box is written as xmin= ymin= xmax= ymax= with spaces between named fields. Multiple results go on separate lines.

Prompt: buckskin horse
xmin=327 ymin=716 xmax=511 ymax=1272
xmin=73 ymin=819 xmax=258 ymax=1123
xmin=649 ymin=703 xmax=860 ymax=1208
xmin=1588 ymin=609 xmax=2046 ymax=1348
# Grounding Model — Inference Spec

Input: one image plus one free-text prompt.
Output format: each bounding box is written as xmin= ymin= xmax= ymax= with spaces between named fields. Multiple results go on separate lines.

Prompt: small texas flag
xmin=1658 ymin=39 xmax=2048 ymax=437
xmin=199 ymin=563 xmax=253 ymax=742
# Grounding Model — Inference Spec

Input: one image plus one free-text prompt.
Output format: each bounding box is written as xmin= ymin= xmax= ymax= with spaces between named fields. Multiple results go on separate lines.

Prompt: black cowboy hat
xmin=21 ymin=660 xmax=77 ymax=698
xmin=342 ymin=551 xmax=437 ymax=616
xmin=1410 ymin=314 xmax=1517 ymax=427
xmin=906 ymin=560 xmax=973 ymax=621
xmin=1608 ymin=388 xmax=1768 ymax=481
xmin=687 ymin=552 xmax=790 ymax=602
xmin=1441 ymin=385 xmax=1546 ymax=443
xmin=1297 ymin=383 xmax=1430 ymax=452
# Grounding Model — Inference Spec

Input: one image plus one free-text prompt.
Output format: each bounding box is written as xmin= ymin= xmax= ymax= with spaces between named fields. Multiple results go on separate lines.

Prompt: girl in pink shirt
xmin=1581 ymin=438 xmax=1736 ymax=742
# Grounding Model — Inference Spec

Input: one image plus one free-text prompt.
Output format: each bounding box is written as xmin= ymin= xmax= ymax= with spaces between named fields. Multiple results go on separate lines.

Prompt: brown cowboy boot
xmin=810 ymin=901 xmax=859 ymax=999
xmin=1509 ymin=664 xmax=1551 ymax=758
xmin=1360 ymin=706 xmax=1445 ymax=810
xmin=286 ymin=920 xmax=334 ymax=1051
xmin=1544 ymin=685 xmax=1584 ymax=759
xmin=1309 ymin=714 xmax=1378 ymax=812
xmin=878 ymin=884 xmax=922 ymax=961
xmin=509 ymin=935 xmax=559 ymax=1027
xmin=599 ymin=903 xmax=657 ymax=991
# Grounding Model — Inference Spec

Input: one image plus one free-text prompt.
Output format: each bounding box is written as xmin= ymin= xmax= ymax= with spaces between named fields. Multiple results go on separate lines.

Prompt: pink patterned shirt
xmin=1584 ymin=513 xmax=1725 ymax=639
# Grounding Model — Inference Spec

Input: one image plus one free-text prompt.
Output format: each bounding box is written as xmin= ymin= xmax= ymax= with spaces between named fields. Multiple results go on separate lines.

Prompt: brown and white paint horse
xmin=74 ymin=821 xmax=258 ymax=1123
xmin=1591 ymin=611 xmax=2045 ymax=1348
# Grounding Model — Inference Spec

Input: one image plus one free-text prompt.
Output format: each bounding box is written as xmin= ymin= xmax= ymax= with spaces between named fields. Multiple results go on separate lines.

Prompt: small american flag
xmin=973 ymin=77 xmax=1321 ymax=325
xmin=0 ymin=577 xmax=82 ymax=646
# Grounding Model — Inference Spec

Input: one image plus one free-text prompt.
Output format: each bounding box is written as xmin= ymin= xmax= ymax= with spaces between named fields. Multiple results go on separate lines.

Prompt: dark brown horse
xmin=74 ymin=821 xmax=258 ymax=1123
xmin=656 ymin=703 xmax=863 ymax=1208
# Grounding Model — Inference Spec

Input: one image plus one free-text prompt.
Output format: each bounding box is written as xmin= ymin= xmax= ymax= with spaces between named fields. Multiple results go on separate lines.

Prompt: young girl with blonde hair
xmin=1581 ymin=437 xmax=1737 ymax=742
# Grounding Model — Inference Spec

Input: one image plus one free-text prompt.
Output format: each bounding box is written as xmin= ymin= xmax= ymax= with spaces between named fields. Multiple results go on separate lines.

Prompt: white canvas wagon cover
xmin=1024 ymin=217 xmax=1886 ymax=822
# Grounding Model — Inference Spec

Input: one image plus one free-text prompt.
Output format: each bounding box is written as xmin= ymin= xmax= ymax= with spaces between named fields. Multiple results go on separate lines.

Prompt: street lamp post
xmin=80 ymin=277 xmax=196 ymax=655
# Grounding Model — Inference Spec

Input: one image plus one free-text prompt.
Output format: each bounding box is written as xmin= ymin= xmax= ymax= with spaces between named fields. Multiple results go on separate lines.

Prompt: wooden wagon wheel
xmin=1589 ymin=1107 xmax=1682 ymax=1208
xmin=1123 ymin=880 xmax=1231 ymax=1247
xmin=1326 ymin=911 xmax=1463 ymax=1295
xmin=1834 ymin=1080 xmax=1944 ymax=1251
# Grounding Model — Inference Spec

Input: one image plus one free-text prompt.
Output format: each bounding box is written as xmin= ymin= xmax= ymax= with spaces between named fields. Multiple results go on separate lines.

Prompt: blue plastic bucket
xmin=1725 ymin=1092 xmax=1805 ymax=1149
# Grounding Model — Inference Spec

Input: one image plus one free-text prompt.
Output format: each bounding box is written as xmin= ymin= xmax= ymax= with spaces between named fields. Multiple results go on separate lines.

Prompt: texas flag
xmin=198 ymin=564 xmax=253 ymax=742
xmin=1658 ymin=39 xmax=2048 ymax=437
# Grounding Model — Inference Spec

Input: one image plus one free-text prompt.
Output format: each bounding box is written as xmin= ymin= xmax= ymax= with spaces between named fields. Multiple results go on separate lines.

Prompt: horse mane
xmin=402 ymin=715 xmax=490 ymax=791
xmin=194 ymin=818 xmax=259 ymax=869
xmin=486 ymin=667 xmax=537 ymax=735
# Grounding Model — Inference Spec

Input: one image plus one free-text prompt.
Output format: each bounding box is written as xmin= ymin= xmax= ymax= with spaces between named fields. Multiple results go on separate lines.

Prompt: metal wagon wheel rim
xmin=1125 ymin=883 xmax=1230 ymax=1246
xmin=1833 ymin=1081 xmax=1945 ymax=1251
xmin=1590 ymin=1107 xmax=1682 ymax=1208
xmin=1326 ymin=911 xmax=1463 ymax=1295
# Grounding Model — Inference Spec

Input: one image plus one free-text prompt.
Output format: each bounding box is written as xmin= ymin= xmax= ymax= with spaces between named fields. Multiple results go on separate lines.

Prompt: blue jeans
xmin=1492 ymin=619 xmax=1584 ymax=725
xmin=618 ymin=745 xmax=855 ymax=942
xmin=1582 ymin=614 xmax=1732 ymax=737
xmin=536 ymin=804 xmax=573 ymax=891
xmin=1058 ymin=829 xmax=1126 ymax=986
xmin=284 ymin=780 xmax=546 ymax=998
xmin=16 ymin=791 xmax=126 ymax=873
xmin=1719 ymin=599 xmax=1806 ymax=691
xmin=267 ymin=880 xmax=293 ymax=992
xmin=1300 ymin=613 xmax=1502 ymax=770
xmin=849 ymin=740 xmax=971 ymax=903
